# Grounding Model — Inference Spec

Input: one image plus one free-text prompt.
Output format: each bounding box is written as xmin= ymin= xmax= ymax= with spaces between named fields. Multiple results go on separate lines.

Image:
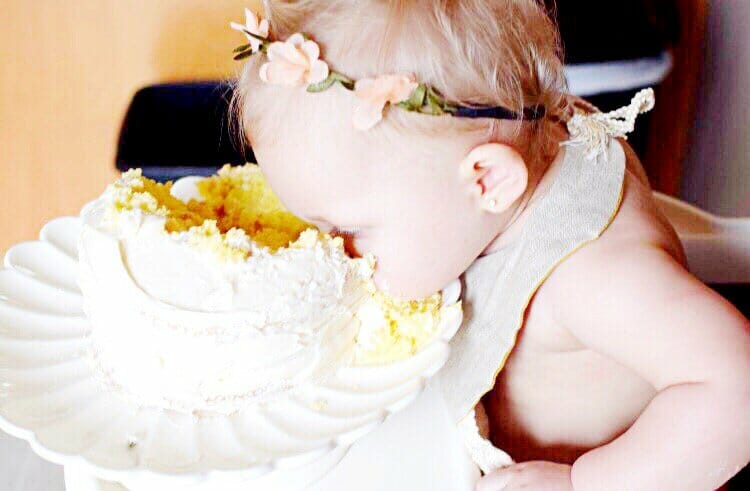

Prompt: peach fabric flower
xmin=229 ymin=8 xmax=269 ymax=53
xmin=259 ymin=34 xmax=329 ymax=87
xmin=353 ymin=74 xmax=420 ymax=130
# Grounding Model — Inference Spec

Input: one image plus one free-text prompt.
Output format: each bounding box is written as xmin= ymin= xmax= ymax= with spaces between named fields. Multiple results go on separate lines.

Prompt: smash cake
xmin=78 ymin=164 xmax=460 ymax=414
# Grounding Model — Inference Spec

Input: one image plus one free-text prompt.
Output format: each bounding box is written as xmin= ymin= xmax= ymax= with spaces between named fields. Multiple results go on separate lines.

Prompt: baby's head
xmin=234 ymin=0 xmax=567 ymax=298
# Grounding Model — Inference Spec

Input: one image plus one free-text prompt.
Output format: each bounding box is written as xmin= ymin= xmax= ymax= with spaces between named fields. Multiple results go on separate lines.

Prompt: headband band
xmin=453 ymin=104 xmax=546 ymax=121
xmin=231 ymin=8 xmax=546 ymax=130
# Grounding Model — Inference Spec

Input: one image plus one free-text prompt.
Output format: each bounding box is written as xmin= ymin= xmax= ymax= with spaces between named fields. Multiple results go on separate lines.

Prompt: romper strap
xmin=563 ymin=88 xmax=656 ymax=160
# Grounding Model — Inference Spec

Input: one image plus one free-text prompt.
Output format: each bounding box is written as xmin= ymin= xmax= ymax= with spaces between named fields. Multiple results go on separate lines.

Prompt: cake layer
xmin=78 ymin=166 xmax=451 ymax=414
xmin=78 ymin=168 xmax=374 ymax=412
xmin=79 ymin=220 xmax=367 ymax=412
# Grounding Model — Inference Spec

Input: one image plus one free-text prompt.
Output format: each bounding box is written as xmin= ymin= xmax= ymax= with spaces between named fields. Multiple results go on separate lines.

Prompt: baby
xmin=231 ymin=1 xmax=750 ymax=489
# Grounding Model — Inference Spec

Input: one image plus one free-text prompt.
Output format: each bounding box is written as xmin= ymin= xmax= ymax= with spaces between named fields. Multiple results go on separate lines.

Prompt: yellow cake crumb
xmin=106 ymin=166 xmax=453 ymax=363
xmin=107 ymin=166 xmax=313 ymax=259
xmin=107 ymin=169 xmax=169 ymax=217
xmin=180 ymin=221 xmax=252 ymax=263
xmin=187 ymin=165 xmax=311 ymax=251
xmin=355 ymin=290 xmax=455 ymax=365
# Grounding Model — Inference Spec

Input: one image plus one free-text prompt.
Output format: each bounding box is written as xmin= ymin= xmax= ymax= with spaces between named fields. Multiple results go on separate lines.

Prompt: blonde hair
xmin=234 ymin=0 xmax=568 ymax=165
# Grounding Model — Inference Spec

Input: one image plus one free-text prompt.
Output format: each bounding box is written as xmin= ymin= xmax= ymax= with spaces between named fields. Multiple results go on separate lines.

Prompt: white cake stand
xmin=0 ymin=216 xmax=464 ymax=491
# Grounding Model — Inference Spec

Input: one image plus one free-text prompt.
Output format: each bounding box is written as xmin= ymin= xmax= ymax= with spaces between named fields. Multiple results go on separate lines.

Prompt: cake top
xmin=89 ymin=164 xmax=456 ymax=365
xmin=103 ymin=165 xmax=313 ymax=261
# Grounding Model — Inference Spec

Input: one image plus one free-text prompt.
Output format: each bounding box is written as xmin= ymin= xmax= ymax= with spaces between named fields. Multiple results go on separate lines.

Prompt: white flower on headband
xmin=259 ymin=34 xmax=329 ymax=87
xmin=230 ymin=8 xmax=269 ymax=53
xmin=353 ymin=74 xmax=419 ymax=130
xmin=564 ymin=88 xmax=656 ymax=159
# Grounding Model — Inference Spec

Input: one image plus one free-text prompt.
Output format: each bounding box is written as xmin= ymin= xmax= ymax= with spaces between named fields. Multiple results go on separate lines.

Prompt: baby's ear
xmin=459 ymin=143 xmax=528 ymax=214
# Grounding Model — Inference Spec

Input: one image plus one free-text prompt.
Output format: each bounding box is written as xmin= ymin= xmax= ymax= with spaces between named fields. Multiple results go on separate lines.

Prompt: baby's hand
xmin=477 ymin=461 xmax=573 ymax=491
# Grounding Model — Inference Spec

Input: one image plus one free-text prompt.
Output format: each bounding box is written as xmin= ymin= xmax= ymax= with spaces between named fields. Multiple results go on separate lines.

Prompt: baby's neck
xmin=481 ymin=144 xmax=566 ymax=256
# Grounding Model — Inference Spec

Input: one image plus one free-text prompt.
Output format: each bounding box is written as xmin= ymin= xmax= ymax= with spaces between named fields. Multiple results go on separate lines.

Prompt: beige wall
xmin=0 ymin=0 xmax=260 ymax=253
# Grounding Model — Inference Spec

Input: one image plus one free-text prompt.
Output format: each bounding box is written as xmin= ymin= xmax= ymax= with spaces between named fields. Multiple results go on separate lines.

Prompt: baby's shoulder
xmin=606 ymin=140 xmax=684 ymax=263
xmin=533 ymin=141 xmax=685 ymax=317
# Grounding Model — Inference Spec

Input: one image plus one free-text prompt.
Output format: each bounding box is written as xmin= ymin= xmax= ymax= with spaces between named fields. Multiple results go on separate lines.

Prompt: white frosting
xmin=78 ymin=171 xmax=374 ymax=414
xmin=78 ymin=168 xmax=451 ymax=415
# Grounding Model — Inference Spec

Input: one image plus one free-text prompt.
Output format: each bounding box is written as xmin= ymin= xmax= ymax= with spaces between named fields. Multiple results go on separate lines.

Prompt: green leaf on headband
xmin=408 ymin=84 xmax=427 ymax=109
xmin=233 ymin=49 xmax=254 ymax=61
xmin=333 ymin=72 xmax=355 ymax=91
xmin=426 ymin=94 xmax=445 ymax=115
xmin=426 ymin=87 xmax=451 ymax=115
xmin=396 ymin=101 xmax=415 ymax=112
xmin=307 ymin=74 xmax=337 ymax=93
xmin=233 ymin=43 xmax=252 ymax=53
xmin=243 ymin=30 xmax=267 ymax=42
xmin=396 ymin=85 xmax=427 ymax=112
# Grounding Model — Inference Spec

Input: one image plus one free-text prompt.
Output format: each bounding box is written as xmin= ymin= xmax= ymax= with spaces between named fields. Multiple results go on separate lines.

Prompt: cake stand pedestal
xmin=64 ymin=467 xmax=127 ymax=491
xmin=60 ymin=443 xmax=349 ymax=491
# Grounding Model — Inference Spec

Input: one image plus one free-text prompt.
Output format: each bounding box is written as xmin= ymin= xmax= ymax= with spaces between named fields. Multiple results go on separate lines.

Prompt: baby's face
xmin=250 ymin=113 xmax=496 ymax=299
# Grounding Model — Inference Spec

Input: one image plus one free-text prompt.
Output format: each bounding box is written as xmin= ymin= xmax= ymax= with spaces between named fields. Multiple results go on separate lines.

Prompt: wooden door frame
xmin=643 ymin=0 xmax=708 ymax=195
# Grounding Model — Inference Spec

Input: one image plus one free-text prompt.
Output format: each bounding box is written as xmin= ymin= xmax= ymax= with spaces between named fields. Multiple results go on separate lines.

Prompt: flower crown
xmin=230 ymin=8 xmax=545 ymax=130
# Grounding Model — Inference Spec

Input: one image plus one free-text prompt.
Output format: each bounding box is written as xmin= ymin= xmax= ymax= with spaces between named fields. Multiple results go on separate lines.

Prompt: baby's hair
xmin=233 ymin=0 xmax=570 ymax=165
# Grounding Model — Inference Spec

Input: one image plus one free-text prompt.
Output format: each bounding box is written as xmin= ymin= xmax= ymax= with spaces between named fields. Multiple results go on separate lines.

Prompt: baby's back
xmin=486 ymin=144 xmax=684 ymax=463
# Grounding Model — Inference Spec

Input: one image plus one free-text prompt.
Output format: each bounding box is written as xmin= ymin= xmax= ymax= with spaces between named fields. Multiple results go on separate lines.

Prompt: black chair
xmin=115 ymin=81 xmax=252 ymax=182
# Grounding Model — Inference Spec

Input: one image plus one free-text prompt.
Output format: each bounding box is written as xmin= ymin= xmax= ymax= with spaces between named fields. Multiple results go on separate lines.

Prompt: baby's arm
xmin=554 ymin=245 xmax=750 ymax=491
